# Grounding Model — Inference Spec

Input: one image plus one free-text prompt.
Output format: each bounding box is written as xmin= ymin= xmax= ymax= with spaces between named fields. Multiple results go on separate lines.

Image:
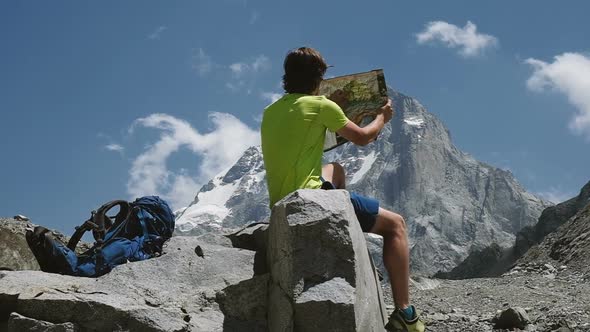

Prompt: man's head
xmin=282 ymin=47 xmax=328 ymax=95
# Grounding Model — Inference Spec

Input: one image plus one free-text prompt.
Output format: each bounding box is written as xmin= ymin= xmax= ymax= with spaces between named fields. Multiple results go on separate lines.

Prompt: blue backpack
xmin=26 ymin=196 xmax=175 ymax=277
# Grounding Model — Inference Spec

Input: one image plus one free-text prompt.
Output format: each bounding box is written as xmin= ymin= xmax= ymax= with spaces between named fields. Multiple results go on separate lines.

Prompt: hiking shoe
xmin=385 ymin=305 xmax=425 ymax=332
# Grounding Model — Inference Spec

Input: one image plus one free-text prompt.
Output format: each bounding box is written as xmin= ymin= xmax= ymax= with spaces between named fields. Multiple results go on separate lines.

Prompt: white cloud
xmin=148 ymin=26 xmax=167 ymax=40
xmin=525 ymin=52 xmax=590 ymax=139
xmin=226 ymin=55 xmax=271 ymax=92
xmin=535 ymin=187 xmax=575 ymax=204
xmin=416 ymin=21 xmax=498 ymax=57
xmin=229 ymin=55 xmax=270 ymax=77
xmin=229 ymin=63 xmax=247 ymax=76
xmin=127 ymin=113 xmax=259 ymax=208
xmin=261 ymin=92 xmax=282 ymax=103
xmin=105 ymin=143 xmax=124 ymax=153
xmin=190 ymin=50 xmax=270 ymax=92
xmin=191 ymin=48 xmax=213 ymax=76
xmin=252 ymin=55 xmax=271 ymax=72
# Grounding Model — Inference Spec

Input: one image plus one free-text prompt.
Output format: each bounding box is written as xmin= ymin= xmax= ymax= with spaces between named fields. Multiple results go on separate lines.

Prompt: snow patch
xmin=404 ymin=116 xmax=425 ymax=127
xmin=175 ymin=178 xmax=239 ymax=230
xmin=350 ymin=151 xmax=377 ymax=185
xmin=245 ymin=170 xmax=266 ymax=193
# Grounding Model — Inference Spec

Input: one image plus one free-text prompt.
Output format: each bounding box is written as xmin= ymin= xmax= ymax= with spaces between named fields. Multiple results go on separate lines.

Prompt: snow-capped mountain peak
xmin=175 ymin=146 xmax=268 ymax=234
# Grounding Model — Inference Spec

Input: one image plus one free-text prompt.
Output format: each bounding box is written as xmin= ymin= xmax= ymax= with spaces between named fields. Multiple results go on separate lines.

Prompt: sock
xmin=400 ymin=306 xmax=415 ymax=321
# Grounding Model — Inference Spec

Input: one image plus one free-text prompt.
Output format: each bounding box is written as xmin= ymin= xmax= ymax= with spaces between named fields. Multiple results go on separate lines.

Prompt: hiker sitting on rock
xmin=260 ymin=46 xmax=425 ymax=332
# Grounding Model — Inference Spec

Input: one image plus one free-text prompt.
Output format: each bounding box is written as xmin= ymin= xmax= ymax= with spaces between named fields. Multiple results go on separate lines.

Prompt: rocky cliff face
xmin=176 ymin=89 xmax=549 ymax=275
xmin=514 ymin=180 xmax=590 ymax=258
xmin=518 ymin=182 xmax=590 ymax=275
xmin=436 ymin=180 xmax=590 ymax=280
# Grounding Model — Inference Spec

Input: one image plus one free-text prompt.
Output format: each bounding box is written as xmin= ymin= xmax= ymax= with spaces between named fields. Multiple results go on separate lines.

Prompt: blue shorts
xmin=320 ymin=178 xmax=379 ymax=232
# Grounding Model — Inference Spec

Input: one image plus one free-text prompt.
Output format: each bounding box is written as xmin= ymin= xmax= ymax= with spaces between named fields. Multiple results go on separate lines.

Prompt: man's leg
xmin=322 ymin=163 xmax=422 ymax=329
xmin=369 ymin=208 xmax=410 ymax=309
xmin=323 ymin=162 xmax=410 ymax=307
xmin=321 ymin=162 xmax=346 ymax=189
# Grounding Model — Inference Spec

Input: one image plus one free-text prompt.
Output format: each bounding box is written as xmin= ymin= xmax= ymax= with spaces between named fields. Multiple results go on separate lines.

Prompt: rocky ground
xmin=382 ymin=263 xmax=590 ymax=331
xmin=3 ymin=185 xmax=588 ymax=331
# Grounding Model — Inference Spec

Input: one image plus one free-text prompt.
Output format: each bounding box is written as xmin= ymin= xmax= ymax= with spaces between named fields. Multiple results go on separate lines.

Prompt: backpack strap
xmin=67 ymin=200 xmax=131 ymax=251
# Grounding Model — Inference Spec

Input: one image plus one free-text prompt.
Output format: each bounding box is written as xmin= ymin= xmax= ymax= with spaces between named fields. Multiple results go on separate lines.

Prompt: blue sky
xmin=1 ymin=1 xmax=589 ymax=233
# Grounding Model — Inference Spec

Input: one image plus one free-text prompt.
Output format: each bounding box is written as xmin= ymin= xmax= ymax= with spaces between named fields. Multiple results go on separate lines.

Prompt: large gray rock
xmin=0 ymin=236 xmax=267 ymax=331
xmin=267 ymin=189 xmax=387 ymax=332
xmin=0 ymin=218 xmax=40 ymax=271
xmin=492 ymin=307 xmax=530 ymax=330
xmin=0 ymin=217 xmax=92 ymax=272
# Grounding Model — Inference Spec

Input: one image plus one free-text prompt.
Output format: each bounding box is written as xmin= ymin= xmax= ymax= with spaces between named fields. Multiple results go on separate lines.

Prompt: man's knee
xmin=323 ymin=162 xmax=346 ymax=189
xmin=381 ymin=211 xmax=407 ymax=237
xmin=328 ymin=162 xmax=345 ymax=176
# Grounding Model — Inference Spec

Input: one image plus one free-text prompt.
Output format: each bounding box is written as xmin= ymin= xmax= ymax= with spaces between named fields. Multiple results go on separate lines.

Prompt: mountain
xmin=436 ymin=180 xmax=589 ymax=279
xmin=175 ymin=145 xmax=269 ymax=234
xmin=518 ymin=180 xmax=590 ymax=274
xmin=176 ymin=89 xmax=550 ymax=275
xmin=514 ymin=180 xmax=590 ymax=258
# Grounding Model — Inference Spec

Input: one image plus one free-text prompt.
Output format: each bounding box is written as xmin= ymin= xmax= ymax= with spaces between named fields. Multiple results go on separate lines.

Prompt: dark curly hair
xmin=282 ymin=47 xmax=328 ymax=94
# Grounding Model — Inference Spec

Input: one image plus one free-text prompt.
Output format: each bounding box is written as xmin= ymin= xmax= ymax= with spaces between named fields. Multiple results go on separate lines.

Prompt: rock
xmin=13 ymin=215 xmax=29 ymax=222
xmin=554 ymin=327 xmax=573 ymax=332
xmin=0 ymin=236 xmax=264 ymax=331
xmin=226 ymin=222 xmax=268 ymax=252
xmin=216 ymin=274 xmax=269 ymax=331
xmin=7 ymin=312 xmax=77 ymax=332
xmin=226 ymin=223 xmax=270 ymax=276
xmin=0 ymin=217 xmax=40 ymax=271
xmin=193 ymin=232 xmax=233 ymax=247
xmin=0 ymin=218 xmax=93 ymax=272
xmin=267 ymin=190 xmax=387 ymax=332
xmin=492 ymin=306 xmax=530 ymax=329
xmin=194 ymin=245 xmax=204 ymax=257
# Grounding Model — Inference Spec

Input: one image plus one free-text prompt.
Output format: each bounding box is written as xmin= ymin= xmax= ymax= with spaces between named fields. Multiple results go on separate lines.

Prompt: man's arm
xmin=336 ymin=99 xmax=393 ymax=146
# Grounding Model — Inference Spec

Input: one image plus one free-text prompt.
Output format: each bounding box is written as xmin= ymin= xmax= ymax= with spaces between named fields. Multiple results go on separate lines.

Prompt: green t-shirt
xmin=261 ymin=93 xmax=349 ymax=207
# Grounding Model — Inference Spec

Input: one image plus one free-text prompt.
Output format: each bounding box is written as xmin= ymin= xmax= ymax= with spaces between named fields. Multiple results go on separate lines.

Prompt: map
xmin=319 ymin=69 xmax=388 ymax=151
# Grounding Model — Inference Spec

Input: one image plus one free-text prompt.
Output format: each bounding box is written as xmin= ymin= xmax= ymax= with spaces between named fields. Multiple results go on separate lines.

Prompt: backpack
xmin=25 ymin=196 xmax=175 ymax=277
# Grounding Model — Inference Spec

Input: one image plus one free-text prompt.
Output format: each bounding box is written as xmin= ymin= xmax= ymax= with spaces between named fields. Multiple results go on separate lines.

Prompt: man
xmin=261 ymin=47 xmax=425 ymax=332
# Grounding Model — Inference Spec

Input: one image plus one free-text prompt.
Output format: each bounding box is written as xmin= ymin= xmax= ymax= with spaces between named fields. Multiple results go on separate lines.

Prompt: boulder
xmin=0 ymin=217 xmax=40 ymax=271
xmin=0 ymin=217 xmax=93 ymax=272
xmin=267 ymin=189 xmax=387 ymax=332
xmin=0 ymin=236 xmax=266 ymax=331
xmin=226 ymin=222 xmax=269 ymax=253
xmin=492 ymin=307 xmax=530 ymax=329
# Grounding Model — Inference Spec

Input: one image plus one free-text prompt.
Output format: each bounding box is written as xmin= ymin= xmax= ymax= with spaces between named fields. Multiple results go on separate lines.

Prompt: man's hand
xmin=380 ymin=98 xmax=393 ymax=123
